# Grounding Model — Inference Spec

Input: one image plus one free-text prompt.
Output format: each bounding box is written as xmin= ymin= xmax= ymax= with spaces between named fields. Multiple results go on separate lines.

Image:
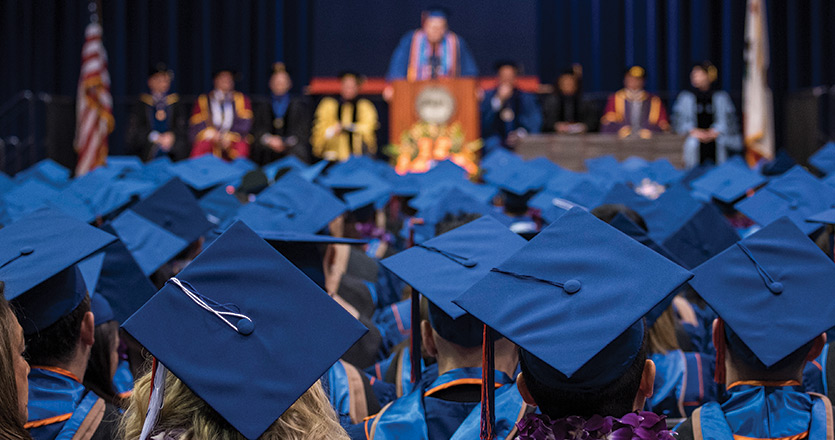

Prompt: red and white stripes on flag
xmin=742 ymin=0 xmax=775 ymax=164
xmin=74 ymin=22 xmax=114 ymax=176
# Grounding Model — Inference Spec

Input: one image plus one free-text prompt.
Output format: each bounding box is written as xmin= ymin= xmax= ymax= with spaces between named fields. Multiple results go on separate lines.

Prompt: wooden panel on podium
xmin=389 ymin=78 xmax=479 ymax=144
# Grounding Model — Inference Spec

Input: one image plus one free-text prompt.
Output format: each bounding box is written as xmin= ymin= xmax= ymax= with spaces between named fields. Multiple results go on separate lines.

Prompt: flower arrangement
xmin=515 ymin=411 xmax=676 ymax=440
xmin=385 ymin=121 xmax=482 ymax=176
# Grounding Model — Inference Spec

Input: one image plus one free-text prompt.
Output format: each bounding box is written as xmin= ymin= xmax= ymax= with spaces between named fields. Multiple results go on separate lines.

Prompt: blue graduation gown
xmin=112 ymin=359 xmax=134 ymax=399
xmin=372 ymin=298 xmax=412 ymax=361
xmin=803 ymin=342 xmax=830 ymax=397
xmin=481 ymin=89 xmax=543 ymax=154
xmin=324 ymin=360 xmax=398 ymax=427
xmin=26 ymin=367 xmax=104 ymax=440
xmin=449 ymin=382 xmax=535 ymax=440
xmin=361 ymin=367 xmax=512 ymax=440
xmin=678 ymin=384 xmax=833 ymax=440
xmin=386 ymin=30 xmax=478 ymax=81
xmin=648 ymin=350 xmax=717 ymax=418
xmin=366 ymin=345 xmax=439 ymax=400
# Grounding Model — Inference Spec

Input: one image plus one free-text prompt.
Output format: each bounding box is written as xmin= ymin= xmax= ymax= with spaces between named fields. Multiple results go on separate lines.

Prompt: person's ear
xmin=639 ymin=359 xmax=656 ymax=398
xmin=80 ymin=311 xmax=95 ymax=347
xmin=632 ymin=359 xmax=656 ymax=412
xmin=421 ymin=320 xmax=437 ymax=357
xmin=806 ymin=333 xmax=827 ymax=362
xmin=516 ymin=372 xmax=537 ymax=406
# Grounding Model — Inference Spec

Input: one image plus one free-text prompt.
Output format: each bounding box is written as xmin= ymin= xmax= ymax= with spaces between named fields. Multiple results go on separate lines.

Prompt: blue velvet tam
xmin=689 ymin=160 xmax=767 ymax=204
xmin=736 ymin=166 xmax=835 ymax=235
xmin=1 ymin=208 xmax=116 ymax=334
xmin=122 ymin=221 xmax=368 ymax=440
xmin=690 ymin=217 xmax=835 ymax=368
xmin=453 ymin=208 xmax=692 ymax=390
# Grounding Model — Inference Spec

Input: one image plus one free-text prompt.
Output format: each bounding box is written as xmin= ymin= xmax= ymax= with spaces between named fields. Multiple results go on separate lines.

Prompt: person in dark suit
xmin=251 ymin=63 xmax=313 ymax=165
xmin=125 ymin=64 xmax=190 ymax=161
xmin=541 ymin=67 xmax=599 ymax=134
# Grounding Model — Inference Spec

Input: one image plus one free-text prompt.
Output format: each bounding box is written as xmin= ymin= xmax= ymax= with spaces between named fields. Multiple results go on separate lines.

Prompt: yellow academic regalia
xmin=311 ymin=97 xmax=378 ymax=161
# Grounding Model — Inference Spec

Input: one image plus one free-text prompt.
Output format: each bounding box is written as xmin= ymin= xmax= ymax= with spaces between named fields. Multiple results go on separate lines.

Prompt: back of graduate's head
xmin=517 ymin=323 xmax=653 ymax=419
xmin=16 ymin=267 xmax=96 ymax=370
xmin=715 ymin=318 xmax=825 ymax=384
xmin=121 ymin=368 xmax=349 ymax=440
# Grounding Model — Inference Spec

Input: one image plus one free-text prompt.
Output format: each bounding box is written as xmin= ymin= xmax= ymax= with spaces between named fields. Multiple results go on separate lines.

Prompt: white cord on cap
xmin=169 ymin=277 xmax=252 ymax=333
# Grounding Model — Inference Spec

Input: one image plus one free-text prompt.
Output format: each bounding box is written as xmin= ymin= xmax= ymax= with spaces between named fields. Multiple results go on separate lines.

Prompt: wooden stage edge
xmin=514 ymin=133 xmax=687 ymax=171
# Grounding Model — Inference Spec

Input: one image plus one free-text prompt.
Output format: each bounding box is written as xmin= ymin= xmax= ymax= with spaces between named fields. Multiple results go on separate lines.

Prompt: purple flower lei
xmin=515 ymin=411 xmax=676 ymax=440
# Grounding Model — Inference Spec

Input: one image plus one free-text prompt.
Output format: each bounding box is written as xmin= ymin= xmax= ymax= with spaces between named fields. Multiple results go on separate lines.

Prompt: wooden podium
xmin=389 ymin=78 xmax=480 ymax=144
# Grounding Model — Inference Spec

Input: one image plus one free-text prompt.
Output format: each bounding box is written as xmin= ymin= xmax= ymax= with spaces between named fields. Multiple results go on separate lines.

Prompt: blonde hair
xmin=647 ymin=306 xmax=681 ymax=355
xmin=121 ymin=367 xmax=349 ymax=440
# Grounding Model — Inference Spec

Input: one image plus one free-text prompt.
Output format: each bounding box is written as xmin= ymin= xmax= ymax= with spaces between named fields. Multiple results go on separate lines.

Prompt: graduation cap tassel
xmin=410 ymin=290 xmax=422 ymax=384
xmin=714 ymin=319 xmax=726 ymax=384
xmin=480 ymin=324 xmax=495 ymax=440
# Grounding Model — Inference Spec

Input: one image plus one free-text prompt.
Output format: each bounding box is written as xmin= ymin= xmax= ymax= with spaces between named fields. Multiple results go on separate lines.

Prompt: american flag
xmin=74 ymin=21 xmax=114 ymax=176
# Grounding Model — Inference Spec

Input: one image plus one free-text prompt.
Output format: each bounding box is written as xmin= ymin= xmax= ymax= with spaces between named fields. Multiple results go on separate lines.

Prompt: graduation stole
xmin=407 ymin=30 xmax=460 ymax=81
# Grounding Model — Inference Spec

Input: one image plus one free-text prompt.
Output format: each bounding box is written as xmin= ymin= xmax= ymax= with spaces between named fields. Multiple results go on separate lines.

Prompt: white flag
xmin=743 ymin=0 xmax=775 ymax=162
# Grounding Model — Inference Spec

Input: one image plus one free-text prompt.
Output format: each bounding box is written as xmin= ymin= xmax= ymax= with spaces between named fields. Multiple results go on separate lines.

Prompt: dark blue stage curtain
xmin=0 ymin=0 xmax=833 ymax=159
xmin=0 ymin=0 xmax=312 ymax=157
xmin=537 ymin=0 xmax=834 ymax=95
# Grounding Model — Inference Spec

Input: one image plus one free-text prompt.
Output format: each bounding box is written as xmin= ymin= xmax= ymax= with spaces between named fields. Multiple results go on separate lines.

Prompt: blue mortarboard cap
xmin=77 ymin=252 xmax=107 ymax=296
xmin=807 ymin=208 xmax=835 ymax=225
xmin=408 ymin=187 xmax=513 ymax=243
xmin=661 ymin=203 xmax=740 ymax=269
xmin=344 ymin=184 xmax=393 ymax=211
xmin=642 ymin=159 xmax=683 ymax=185
xmin=108 ymin=210 xmax=189 ymax=276
xmin=141 ymin=157 xmax=176 ymax=184
xmin=254 ymin=230 xmax=366 ymax=289
xmin=528 ymin=191 xmax=586 ymax=224
xmin=1 ymin=208 xmax=116 ymax=333
xmin=122 ymin=221 xmax=368 ymax=439
xmin=300 ymin=160 xmax=329 ymax=182
xmin=246 ymin=172 xmax=347 ymax=233
xmin=544 ymin=170 xmax=601 ymax=196
xmin=319 ymin=169 xmax=386 ymax=190
xmin=94 ymin=224 xmax=159 ymax=323
xmin=383 ymin=216 xmax=527 ymax=320
xmin=609 ymin=213 xmax=684 ymax=266
xmin=690 ymin=161 xmax=767 ymax=204
xmin=409 ymin=180 xmax=497 ymax=211
xmin=639 ymin=185 xmax=704 ymax=241
xmin=231 ymin=157 xmax=258 ymax=173
xmin=263 ymin=156 xmax=307 ymax=182
xmin=561 ymin=179 xmax=608 ymax=209
xmin=599 ymin=183 xmax=654 ymax=213
xmin=14 ymin=159 xmax=71 ymax=188
xmin=481 ymin=149 xmax=521 ymax=175
xmin=91 ymin=294 xmax=115 ymax=326
xmin=585 ymin=155 xmax=626 ymax=182
xmin=198 ymin=184 xmax=242 ymax=226
xmin=736 ymin=166 xmax=835 ymax=235
xmin=411 ymin=160 xmax=469 ymax=188
xmin=809 ymin=142 xmax=835 ymax=176
xmin=689 ymin=217 xmax=835 ymax=367
xmin=453 ymin=208 xmax=693 ymax=387
xmin=526 ymin=157 xmax=564 ymax=176
xmin=2 ymin=179 xmax=62 ymax=222
xmin=130 ymin=178 xmax=214 ymax=245
xmin=171 ymin=155 xmax=246 ymax=191
xmin=483 ymin=160 xmax=549 ymax=196
xmin=608 ymin=213 xmax=686 ymax=325
xmin=761 ymin=149 xmax=797 ymax=177
xmin=106 ymin=156 xmax=144 ymax=173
